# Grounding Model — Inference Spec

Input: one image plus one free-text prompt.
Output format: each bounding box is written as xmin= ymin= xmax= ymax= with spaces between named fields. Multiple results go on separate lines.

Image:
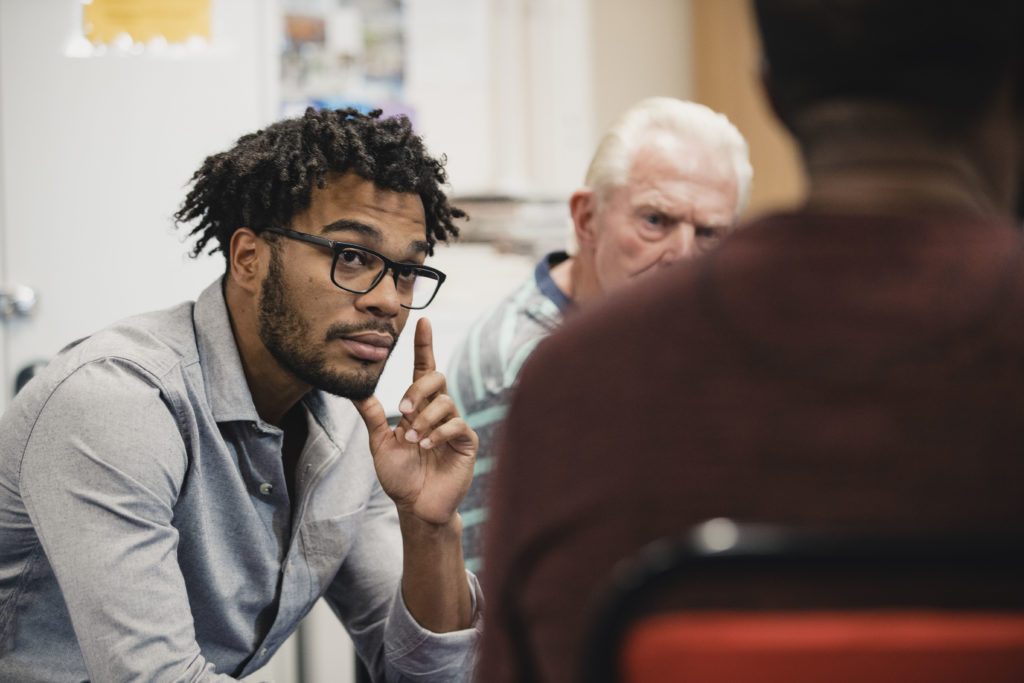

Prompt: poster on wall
xmin=79 ymin=0 xmax=210 ymax=51
xmin=280 ymin=0 xmax=413 ymax=123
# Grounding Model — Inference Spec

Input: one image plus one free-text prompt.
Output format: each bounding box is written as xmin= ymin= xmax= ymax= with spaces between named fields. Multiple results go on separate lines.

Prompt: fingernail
xmin=405 ymin=429 xmax=419 ymax=443
xmin=400 ymin=399 xmax=413 ymax=414
xmin=419 ymin=438 xmax=433 ymax=449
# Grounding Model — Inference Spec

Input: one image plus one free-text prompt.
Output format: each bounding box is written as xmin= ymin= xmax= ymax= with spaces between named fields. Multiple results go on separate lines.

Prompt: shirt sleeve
xmin=322 ymin=476 xmax=484 ymax=682
xmin=381 ymin=568 xmax=483 ymax=681
xmin=19 ymin=358 xmax=237 ymax=682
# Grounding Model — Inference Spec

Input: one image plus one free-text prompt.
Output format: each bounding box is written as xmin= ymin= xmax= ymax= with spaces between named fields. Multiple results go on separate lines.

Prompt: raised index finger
xmin=412 ymin=317 xmax=435 ymax=382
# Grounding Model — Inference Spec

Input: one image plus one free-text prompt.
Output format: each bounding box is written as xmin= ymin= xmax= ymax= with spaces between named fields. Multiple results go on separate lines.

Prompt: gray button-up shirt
xmin=0 ymin=278 xmax=482 ymax=682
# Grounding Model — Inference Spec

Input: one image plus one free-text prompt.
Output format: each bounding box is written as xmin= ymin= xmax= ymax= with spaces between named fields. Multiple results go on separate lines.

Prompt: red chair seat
xmin=624 ymin=610 xmax=1024 ymax=683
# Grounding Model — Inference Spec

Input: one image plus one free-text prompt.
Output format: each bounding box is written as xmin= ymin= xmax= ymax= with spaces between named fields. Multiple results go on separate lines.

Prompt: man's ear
xmin=228 ymin=228 xmax=265 ymax=295
xmin=569 ymin=188 xmax=597 ymax=250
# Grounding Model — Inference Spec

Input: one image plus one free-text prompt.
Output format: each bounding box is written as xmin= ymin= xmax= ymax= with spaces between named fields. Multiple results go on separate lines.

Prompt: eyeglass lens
xmin=333 ymin=246 xmax=441 ymax=309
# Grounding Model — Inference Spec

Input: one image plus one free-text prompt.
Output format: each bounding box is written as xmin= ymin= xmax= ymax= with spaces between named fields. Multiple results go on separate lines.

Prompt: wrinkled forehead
xmin=606 ymin=136 xmax=739 ymax=225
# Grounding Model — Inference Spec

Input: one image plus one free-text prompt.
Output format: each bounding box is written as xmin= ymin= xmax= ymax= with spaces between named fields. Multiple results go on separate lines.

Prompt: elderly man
xmin=447 ymin=97 xmax=752 ymax=574
xmin=0 ymin=108 xmax=480 ymax=682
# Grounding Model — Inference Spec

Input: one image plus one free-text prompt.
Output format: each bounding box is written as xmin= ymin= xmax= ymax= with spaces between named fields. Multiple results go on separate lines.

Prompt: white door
xmin=0 ymin=0 xmax=276 ymax=408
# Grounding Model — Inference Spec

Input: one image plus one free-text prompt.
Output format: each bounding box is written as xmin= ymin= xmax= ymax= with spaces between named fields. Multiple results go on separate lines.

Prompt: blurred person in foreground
xmin=447 ymin=97 xmax=752 ymax=574
xmin=0 ymin=108 xmax=481 ymax=682
xmin=477 ymin=1 xmax=1024 ymax=681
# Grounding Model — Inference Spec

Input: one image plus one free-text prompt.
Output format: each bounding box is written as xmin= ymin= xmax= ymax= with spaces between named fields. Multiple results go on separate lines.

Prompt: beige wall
xmin=588 ymin=0 xmax=804 ymax=218
xmin=692 ymin=0 xmax=806 ymax=217
xmin=589 ymin=0 xmax=694 ymax=146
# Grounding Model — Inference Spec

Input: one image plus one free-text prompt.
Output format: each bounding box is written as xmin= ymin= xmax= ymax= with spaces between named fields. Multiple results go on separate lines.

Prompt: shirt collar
xmin=534 ymin=250 xmax=573 ymax=310
xmin=193 ymin=276 xmax=263 ymax=425
xmin=525 ymin=251 xmax=574 ymax=328
xmin=192 ymin=277 xmax=363 ymax=441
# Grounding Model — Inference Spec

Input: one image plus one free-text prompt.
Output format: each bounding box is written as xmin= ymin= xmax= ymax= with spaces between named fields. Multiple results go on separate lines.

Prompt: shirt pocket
xmin=298 ymin=504 xmax=366 ymax=594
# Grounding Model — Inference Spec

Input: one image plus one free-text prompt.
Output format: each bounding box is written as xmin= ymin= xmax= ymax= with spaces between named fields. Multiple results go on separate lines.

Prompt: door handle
xmin=0 ymin=284 xmax=38 ymax=321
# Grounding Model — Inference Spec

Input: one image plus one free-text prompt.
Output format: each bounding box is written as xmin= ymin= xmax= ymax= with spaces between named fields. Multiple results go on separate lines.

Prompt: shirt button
xmin=259 ymin=647 xmax=268 ymax=657
xmin=258 ymin=482 xmax=273 ymax=495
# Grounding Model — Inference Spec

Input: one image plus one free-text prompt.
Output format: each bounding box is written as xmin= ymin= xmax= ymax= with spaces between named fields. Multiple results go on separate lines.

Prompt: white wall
xmin=590 ymin=0 xmax=694 ymax=134
xmin=0 ymin=0 xmax=280 ymax=405
xmin=404 ymin=0 xmax=596 ymax=200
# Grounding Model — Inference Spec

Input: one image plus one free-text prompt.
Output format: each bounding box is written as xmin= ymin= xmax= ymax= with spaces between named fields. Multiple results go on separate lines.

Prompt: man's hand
xmin=354 ymin=317 xmax=477 ymax=525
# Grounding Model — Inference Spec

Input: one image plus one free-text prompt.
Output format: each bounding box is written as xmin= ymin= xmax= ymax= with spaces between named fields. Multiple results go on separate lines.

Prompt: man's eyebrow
xmin=637 ymin=202 xmax=693 ymax=223
xmin=696 ymin=223 xmax=731 ymax=234
xmin=407 ymin=240 xmax=431 ymax=257
xmin=321 ymin=219 xmax=383 ymax=241
xmin=322 ymin=219 xmax=431 ymax=258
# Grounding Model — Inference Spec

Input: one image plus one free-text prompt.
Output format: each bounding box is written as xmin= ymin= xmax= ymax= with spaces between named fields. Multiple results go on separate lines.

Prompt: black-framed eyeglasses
xmin=263 ymin=227 xmax=446 ymax=309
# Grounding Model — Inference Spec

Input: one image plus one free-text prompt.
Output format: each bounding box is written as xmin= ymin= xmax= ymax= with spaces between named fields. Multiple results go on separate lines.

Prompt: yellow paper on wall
xmin=83 ymin=0 xmax=211 ymax=45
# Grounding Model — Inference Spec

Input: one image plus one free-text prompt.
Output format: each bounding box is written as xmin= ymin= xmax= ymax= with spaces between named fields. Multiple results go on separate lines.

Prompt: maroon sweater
xmin=477 ymin=211 xmax=1024 ymax=683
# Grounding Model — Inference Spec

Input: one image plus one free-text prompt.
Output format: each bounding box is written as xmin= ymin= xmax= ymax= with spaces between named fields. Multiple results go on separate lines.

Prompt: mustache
xmin=325 ymin=321 xmax=399 ymax=345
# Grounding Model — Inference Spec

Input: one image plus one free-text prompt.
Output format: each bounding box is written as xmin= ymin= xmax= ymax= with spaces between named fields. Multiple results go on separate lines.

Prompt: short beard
xmin=257 ymin=248 xmax=397 ymax=400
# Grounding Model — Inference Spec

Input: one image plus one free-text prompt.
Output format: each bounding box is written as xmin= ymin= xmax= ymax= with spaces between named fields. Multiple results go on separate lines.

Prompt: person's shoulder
xmin=468 ymin=251 xmax=570 ymax=324
xmin=448 ymin=254 xmax=568 ymax=377
xmin=0 ymin=302 xmax=204 ymax=460
xmin=470 ymin=271 xmax=547 ymax=328
xmin=14 ymin=299 xmax=201 ymax=412
xmin=63 ymin=300 xmax=200 ymax=377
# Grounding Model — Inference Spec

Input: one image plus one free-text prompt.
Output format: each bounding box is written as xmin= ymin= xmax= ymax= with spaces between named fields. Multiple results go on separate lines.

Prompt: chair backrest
xmin=579 ymin=519 xmax=1024 ymax=683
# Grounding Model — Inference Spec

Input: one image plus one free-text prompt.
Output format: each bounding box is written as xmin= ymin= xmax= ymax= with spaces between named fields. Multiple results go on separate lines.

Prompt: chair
xmin=579 ymin=519 xmax=1024 ymax=683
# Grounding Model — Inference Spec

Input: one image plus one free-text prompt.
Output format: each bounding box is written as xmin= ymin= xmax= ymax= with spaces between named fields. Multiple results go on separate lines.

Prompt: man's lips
xmin=340 ymin=332 xmax=395 ymax=363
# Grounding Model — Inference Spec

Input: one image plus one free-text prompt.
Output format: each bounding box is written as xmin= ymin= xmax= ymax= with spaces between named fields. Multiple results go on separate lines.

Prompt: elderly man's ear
xmin=569 ymin=188 xmax=598 ymax=252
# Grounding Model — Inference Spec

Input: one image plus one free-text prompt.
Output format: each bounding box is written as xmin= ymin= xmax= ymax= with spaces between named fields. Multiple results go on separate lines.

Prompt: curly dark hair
xmin=175 ymin=107 xmax=465 ymax=261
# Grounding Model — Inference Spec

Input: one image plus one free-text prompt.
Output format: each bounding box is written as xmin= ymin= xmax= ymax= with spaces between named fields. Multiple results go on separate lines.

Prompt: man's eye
xmin=644 ymin=214 xmax=664 ymax=226
xmin=695 ymin=227 xmax=726 ymax=252
xmin=395 ymin=265 xmax=418 ymax=282
xmin=338 ymin=249 xmax=368 ymax=267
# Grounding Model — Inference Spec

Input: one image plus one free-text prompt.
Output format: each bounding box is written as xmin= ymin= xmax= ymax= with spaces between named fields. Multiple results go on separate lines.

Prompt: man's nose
xmin=354 ymin=272 xmax=403 ymax=317
xmin=660 ymin=225 xmax=697 ymax=263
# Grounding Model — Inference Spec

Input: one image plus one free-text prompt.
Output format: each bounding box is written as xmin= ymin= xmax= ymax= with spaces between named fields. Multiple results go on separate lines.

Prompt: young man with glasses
xmin=0 ymin=108 xmax=480 ymax=682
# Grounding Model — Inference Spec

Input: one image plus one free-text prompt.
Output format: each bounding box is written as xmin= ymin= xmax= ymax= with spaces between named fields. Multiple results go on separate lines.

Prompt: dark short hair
xmin=753 ymin=0 xmax=1024 ymax=133
xmin=175 ymin=107 xmax=465 ymax=260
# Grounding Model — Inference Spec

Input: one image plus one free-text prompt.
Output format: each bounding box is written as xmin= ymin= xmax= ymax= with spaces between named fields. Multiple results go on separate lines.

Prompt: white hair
xmin=591 ymin=96 xmax=752 ymax=212
xmin=567 ymin=97 xmax=753 ymax=255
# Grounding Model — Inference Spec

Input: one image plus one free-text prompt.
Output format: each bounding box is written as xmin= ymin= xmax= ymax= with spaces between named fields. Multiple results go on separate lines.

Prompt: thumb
xmin=352 ymin=395 xmax=390 ymax=439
